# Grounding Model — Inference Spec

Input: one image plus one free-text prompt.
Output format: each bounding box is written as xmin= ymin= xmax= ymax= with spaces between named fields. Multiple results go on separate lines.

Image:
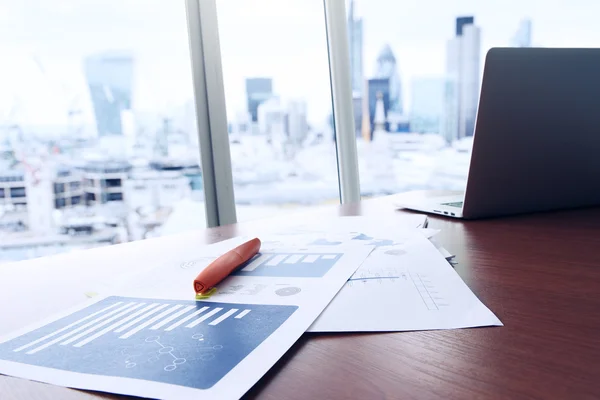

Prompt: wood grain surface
xmin=2 ymin=195 xmax=600 ymax=400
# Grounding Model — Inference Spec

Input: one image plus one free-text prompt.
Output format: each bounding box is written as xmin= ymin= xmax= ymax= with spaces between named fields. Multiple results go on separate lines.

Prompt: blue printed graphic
xmin=367 ymin=239 xmax=395 ymax=247
xmin=352 ymin=233 xmax=396 ymax=247
xmin=352 ymin=233 xmax=373 ymax=241
xmin=233 ymin=252 xmax=342 ymax=278
xmin=309 ymin=233 xmax=397 ymax=249
xmin=0 ymin=296 xmax=297 ymax=390
xmin=309 ymin=238 xmax=342 ymax=246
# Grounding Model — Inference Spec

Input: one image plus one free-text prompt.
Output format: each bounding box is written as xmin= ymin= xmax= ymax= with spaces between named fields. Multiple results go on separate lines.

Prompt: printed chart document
xmin=308 ymin=232 xmax=502 ymax=332
xmin=0 ymin=240 xmax=373 ymax=399
xmin=241 ymin=216 xmax=499 ymax=333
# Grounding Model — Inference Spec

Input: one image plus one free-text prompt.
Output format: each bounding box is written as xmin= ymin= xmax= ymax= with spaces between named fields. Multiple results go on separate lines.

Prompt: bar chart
xmin=0 ymin=296 xmax=297 ymax=390
xmin=233 ymin=252 xmax=342 ymax=278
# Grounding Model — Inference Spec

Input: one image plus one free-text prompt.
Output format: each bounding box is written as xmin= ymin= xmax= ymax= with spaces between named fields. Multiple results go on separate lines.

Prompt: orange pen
xmin=193 ymin=238 xmax=261 ymax=295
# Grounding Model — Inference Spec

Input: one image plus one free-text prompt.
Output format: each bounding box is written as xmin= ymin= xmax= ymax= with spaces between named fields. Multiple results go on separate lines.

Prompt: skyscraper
xmin=347 ymin=0 xmax=364 ymax=97
xmin=83 ymin=51 xmax=134 ymax=137
xmin=443 ymin=16 xmax=481 ymax=142
xmin=287 ymin=99 xmax=308 ymax=145
xmin=511 ymin=19 xmax=532 ymax=47
xmin=367 ymin=78 xmax=390 ymax=138
xmin=373 ymin=44 xmax=403 ymax=114
xmin=245 ymin=77 xmax=273 ymax=123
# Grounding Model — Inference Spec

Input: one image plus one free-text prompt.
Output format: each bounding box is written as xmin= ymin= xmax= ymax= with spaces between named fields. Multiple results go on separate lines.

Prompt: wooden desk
xmin=2 ymin=196 xmax=600 ymax=399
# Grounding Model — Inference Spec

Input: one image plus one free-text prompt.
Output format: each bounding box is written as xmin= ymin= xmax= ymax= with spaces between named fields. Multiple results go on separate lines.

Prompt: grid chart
xmin=0 ymin=296 xmax=297 ymax=390
xmin=409 ymin=272 xmax=447 ymax=310
xmin=233 ymin=252 xmax=342 ymax=277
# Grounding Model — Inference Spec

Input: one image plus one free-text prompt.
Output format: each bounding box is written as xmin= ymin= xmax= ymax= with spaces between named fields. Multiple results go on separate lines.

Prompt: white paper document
xmin=239 ymin=216 xmax=498 ymax=333
xmin=0 ymin=239 xmax=373 ymax=399
xmin=309 ymin=233 xmax=502 ymax=332
xmin=253 ymin=215 xmax=457 ymax=261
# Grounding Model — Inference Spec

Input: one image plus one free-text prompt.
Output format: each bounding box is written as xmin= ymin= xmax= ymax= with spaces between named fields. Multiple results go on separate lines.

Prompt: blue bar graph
xmin=0 ymin=296 xmax=297 ymax=390
xmin=233 ymin=252 xmax=342 ymax=278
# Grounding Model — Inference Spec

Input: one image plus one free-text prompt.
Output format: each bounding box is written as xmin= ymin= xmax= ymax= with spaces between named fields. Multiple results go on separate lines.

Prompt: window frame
xmin=186 ymin=0 xmax=360 ymax=227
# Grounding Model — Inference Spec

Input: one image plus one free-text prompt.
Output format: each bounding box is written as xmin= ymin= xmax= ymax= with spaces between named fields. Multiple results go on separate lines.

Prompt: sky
xmin=1 ymin=0 xmax=600 ymax=128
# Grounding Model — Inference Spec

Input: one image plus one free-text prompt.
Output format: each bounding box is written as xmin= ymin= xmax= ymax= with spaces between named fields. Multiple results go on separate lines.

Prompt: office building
xmin=154 ymin=117 xmax=172 ymax=158
xmin=246 ymin=78 xmax=273 ymax=122
xmin=387 ymin=113 xmax=410 ymax=133
xmin=455 ymin=16 xmax=474 ymax=36
xmin=410 ymin=76 xmax=445 ymax=133
xmin=230 ymin=111 xmax=252 ymax=136
xmin=4 ymin=166 xmax=86 ymax=212
xmin=80 ymin=160 xmax=132 ymax=205
xmin=444 ymin=16 xmax=481 ymax=142
xmin=360 ymin=79 xmax=371 ymax=141
xmin=368 ymin=78 xmax=390 ymax=138
xmin=0 ymin=165 xmax=84 ymax=234
xmin=287 ymin=100 xmax=308 ymax=145
xmin=257 ymin=97 xmax=286 ymax=141
xmin=19 ymin=163 xmax=85 ymax=233
xmin=149 ymin=159 xmax=203 ymax=194
xmin=347 ymin=0 xmax=364 ymax=97
xmin=372 ymin=93 xmax=386 ymax=133
xmin=83 ymin=51 xmax=134 ymax=137
xmin=511 ymin=19 xmax=532 ymax=47
xmin=0 ymin=171 xmax=27 ymax=209
xmin=257 ymin=97 xmax=308 ymax=145
xmin=125 ymin=170 xmax=191 ymax=210
xmin=52 ymin=166 xmax=84 ymax=209
xmin=373 ymin=44 xmax=403 ymax=114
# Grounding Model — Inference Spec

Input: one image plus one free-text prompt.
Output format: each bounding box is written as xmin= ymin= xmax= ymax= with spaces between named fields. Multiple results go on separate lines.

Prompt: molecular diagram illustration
xmin=117 ymin=334 xmax=223 ymax=373
xmin=190 ymin=333 xmax=223 ymax=361
xmin=145 ymin=336 xmax=187 ymax=372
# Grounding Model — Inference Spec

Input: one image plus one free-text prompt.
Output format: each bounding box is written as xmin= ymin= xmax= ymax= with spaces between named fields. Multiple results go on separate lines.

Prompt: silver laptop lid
xmin=463 ymin=47 xmax=600 ymax=218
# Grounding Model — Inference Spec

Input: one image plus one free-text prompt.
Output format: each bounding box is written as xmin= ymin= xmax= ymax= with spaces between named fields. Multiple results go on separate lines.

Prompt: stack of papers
xmin=0 ymin=213 xmax=502 ymax=399
xmin=252 ymin=215 xmax=501 ymax=332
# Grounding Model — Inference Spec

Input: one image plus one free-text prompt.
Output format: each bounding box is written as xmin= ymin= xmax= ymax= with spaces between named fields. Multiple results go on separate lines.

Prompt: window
xmin=0 ymin=1 xmax=202 ymax=263
xmin=10 ymin=187 xmax=26 ymax=198
xmin=0 ymin=188 xmax=4 ymax=198
xmin=54 ymin=183 xmax=65 ymax=194
xmin=215 ymin=0 xmax=340 ymax=222
xmin=107 ymin=192 xmax=123 ymax=202
xmin=104 ymin=179 xmax=122 ymax=188
xmin=4 ymin=0 xmax=590 ymax=265
xmin=351 ymin=0 xmax=594 ymax=195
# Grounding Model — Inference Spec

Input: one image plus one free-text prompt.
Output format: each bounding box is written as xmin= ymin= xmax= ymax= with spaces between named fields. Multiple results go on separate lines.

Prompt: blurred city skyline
xmin=0 ymin=0 xmax=597 ymax=263
xmin=1 ymin=0 xmax=599 ymax=127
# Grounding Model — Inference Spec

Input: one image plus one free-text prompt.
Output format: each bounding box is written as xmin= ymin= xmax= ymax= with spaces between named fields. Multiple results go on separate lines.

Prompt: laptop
xmin=397 ymin=47 xmax=600 ymax=219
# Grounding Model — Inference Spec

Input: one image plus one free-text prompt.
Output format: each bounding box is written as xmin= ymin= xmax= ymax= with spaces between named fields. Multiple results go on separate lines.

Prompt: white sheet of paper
xmin=435 ymin=245 xmax=454 ymax=260
xmin=0 ymin=239 xmax=373 ymax=399
xmin=428 ymin=236 xmax=455 ymax=260
xmin=308 ymin=233 xmax=502 ymax=332
xmin=252 ymin=215 xmax=454 ymax=263
xmin=0 ymin=230 xmax=231 ymax=336
xmin=228 ymin=217 xmax=499 ymax=333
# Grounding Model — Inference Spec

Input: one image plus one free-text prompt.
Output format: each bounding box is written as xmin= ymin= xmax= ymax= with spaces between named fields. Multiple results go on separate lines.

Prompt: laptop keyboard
xmin=441 ymin=201 xmax=463 ymax=207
